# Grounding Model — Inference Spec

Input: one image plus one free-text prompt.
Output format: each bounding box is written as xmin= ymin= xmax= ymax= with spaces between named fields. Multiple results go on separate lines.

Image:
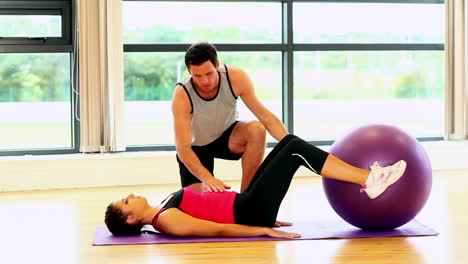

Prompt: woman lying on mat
xmin=104 ymin=134 xmax=406 ymax=238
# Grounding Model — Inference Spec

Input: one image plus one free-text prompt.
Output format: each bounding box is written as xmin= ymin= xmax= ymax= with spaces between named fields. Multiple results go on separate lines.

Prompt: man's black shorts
xmin=176 ymin=121 xmax=243 ymax=187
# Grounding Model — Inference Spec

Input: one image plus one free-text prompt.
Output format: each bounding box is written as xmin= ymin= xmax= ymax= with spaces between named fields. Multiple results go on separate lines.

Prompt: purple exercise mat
xmin=92 ymin=219 xmax=438 ymax=246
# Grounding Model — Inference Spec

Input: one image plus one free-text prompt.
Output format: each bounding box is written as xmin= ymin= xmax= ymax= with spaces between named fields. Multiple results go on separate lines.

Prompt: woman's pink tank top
xmin=180 ymin=187 xmax=237 ymax=223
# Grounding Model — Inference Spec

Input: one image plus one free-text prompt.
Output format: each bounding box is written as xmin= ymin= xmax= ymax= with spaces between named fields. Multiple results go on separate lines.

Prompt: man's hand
xmin=265 ymin=228 xmax=301 ymax=239
xmin=202 ymin=177 xmax=231 ymax=192
xmin=274 ymin=220 xmax=293 ymax=227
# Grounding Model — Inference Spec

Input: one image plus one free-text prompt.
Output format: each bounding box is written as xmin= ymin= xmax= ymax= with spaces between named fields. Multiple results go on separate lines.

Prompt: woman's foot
xmin=361 ymin=160 xmax=407 ymax=199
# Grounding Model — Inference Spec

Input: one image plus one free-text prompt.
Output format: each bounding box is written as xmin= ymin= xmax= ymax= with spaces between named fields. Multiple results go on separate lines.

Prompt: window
xmin=293 ymin=3 xmax=444 ymax=44
xmin=122 ymin=0 xmax=444 ymax=151
xmin=293 ymin=2 xmax=445 ymax=141
xmin=294 ymin=51 xmax=444 ymax=140
xmin=122 ymin=1 xmax=282 ymax=149
xmin=123 ymin=2 xmax=281 ymax=44
xmin=124 ymin=52 xmax=182 ymax=146
xmin=0 ymin=1 xmax=77 ymax=155
xmin=0 ymin=14 xmax=61 ymax=38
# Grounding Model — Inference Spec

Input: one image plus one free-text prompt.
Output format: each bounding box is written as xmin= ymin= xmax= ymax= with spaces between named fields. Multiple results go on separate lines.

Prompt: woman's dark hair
xmin=104 ymin=203 xmax=143 ymax=236
xmin=185 ymin=42 xmax=218 ymax=69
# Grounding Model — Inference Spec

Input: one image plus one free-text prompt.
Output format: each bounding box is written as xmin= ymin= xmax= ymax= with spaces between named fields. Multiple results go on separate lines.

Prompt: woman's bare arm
xmin=156 ymin=208 xmax=300 ymax=239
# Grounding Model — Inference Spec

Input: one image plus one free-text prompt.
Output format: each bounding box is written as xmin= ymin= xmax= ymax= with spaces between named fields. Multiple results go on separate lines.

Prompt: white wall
xmin=1 ymin=140 xmax=468 ymax=192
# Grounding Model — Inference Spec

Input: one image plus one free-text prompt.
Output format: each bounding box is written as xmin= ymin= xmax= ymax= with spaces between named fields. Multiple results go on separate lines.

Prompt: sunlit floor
xmin=0 ymin=169 xmax=466 ymax=264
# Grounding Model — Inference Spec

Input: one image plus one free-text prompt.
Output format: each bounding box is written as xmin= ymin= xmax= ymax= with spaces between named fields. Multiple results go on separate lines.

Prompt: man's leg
xmin=228 ymin=121 xmax=266 ymax=192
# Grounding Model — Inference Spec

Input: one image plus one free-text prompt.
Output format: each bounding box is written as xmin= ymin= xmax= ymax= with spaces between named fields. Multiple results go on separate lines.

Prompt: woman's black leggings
xmin=234 ymin=134 xmax=329 ymax=227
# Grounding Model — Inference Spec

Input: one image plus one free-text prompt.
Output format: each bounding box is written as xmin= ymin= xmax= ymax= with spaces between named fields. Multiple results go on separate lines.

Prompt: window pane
xmin=124 ymin=52 xmax=282 ymax=146
xmin=0 ymin=53 xmax=72 ymax=150
xmin=0 ymin=15 xmax=61 ymax=37
xmin=123 ymin=2 xmax=281 ymax=44
xmin=294 ymin=51 xmax=444 ymax=140
xmin=124 ymin=52 xmax=182 ymax=146
xmin=294 ymin=3 xmax=444 ymax=43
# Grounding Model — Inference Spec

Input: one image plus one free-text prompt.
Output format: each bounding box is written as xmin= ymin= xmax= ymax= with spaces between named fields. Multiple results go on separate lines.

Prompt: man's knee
xmin=246 ymin=121 xmax=266 ymax=140
xmin=229 ymin=121 xmax=266 ymax=153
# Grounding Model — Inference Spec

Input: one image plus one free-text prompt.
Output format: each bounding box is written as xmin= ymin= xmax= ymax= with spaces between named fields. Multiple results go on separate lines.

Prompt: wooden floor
xmin=0 ymin=169 xmax=467 ymax=264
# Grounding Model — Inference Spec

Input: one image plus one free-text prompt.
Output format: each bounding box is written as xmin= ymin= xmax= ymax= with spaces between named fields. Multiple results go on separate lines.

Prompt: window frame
xmin=0 ymin=0 xmax=79 ymax=156
xmin=0 ymin=0 xmax=72 ymax=47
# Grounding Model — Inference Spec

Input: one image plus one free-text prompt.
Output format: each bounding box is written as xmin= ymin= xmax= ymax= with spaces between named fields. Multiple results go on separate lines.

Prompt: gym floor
xmin=0 ymin=170 xmax=466 ymax=264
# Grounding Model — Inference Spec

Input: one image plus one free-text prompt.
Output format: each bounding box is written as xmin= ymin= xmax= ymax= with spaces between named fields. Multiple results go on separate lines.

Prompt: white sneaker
xmin=361 ymin=160 xmax=407 ymax=199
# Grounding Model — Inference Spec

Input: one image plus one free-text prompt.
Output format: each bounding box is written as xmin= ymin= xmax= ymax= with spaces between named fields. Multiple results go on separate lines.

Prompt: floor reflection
xmin=0 ymin=200 xmax=79 ymax=264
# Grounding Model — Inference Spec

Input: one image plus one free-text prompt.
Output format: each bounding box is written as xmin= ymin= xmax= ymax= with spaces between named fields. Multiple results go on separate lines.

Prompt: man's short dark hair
xmin=104 ymin=203 xmax=143 ymax=236
xmin=185 ymin=42 xmax=218 ymax=69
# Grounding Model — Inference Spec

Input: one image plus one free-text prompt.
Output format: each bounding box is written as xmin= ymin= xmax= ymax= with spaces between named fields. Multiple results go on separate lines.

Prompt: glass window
xmin=294 ymin=51 xmax=444 ymax=140
xmin=123 ymin=1 xmax=281 ymax=44
xmin=0 ymin=15 xmax=62 ymax=37
xmin=124 ymin=52 xmax=183 ymax=146
xmin=294 ymin=3 xmax=444 ymax=43
xmin=122 ymin=0 xmax=445 ymax=149
xmin=0 ymin=53 xmax=72 ymax=150
xmin=124 ymin=52 xmax=282 ymax=146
